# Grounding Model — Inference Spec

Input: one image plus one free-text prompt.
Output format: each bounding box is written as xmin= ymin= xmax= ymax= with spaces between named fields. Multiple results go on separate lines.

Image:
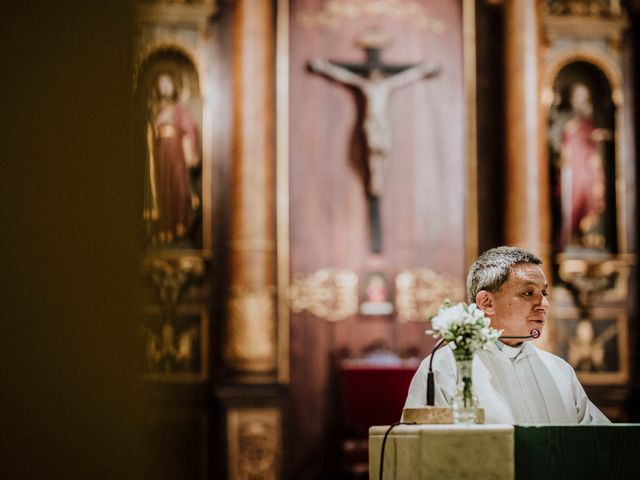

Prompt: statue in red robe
xmin=552 ymin=83 xmax=609 ymax=250
xmin=144 ymin=73 xmax=200 ymax=246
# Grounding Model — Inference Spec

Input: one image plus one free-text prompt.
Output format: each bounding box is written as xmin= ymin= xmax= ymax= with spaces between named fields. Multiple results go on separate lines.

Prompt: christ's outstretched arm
xmin=309 ymin=58 xmax=365 ymax=88
xmin=384 ymin=62 xmax=440 ymax=91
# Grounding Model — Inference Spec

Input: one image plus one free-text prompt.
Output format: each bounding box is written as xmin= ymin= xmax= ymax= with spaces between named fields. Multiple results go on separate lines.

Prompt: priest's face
xmin=483 ymin=263 xmax=549 ymax=346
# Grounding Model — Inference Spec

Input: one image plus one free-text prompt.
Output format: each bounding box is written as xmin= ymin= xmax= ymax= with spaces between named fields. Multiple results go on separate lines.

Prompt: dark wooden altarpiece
xmin=130 ymin=1 xmax=640 ymax=480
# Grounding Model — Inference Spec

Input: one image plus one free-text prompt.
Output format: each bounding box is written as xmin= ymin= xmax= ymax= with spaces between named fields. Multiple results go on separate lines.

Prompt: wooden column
xmin=504 ymin=0 xmax=550 ymax=265
xmin=226 ymin=0 xmax=277 ymax=375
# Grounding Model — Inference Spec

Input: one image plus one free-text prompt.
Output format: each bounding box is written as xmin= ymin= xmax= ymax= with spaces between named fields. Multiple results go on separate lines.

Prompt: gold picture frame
xmin=140 ymin=305 xmax=209 ymax=383
xmin=554 ymin=306 xmax=629 ymax=385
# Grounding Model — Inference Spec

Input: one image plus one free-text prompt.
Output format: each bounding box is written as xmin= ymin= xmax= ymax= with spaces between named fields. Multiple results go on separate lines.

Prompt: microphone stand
xmin=426 ymin=338 xmax=446 ymax=406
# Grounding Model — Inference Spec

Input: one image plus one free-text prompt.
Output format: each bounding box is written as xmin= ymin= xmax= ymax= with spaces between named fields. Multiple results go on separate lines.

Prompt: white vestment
xmin=404 ymin=342 xmax=610 ymax=424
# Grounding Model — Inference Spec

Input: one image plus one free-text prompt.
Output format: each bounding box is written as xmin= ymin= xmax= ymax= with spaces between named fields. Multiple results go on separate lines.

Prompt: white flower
xmin=427 ymin=300 xmax=501 ymax=357
xmin=431 ymin=303 xmax=465 ymax=331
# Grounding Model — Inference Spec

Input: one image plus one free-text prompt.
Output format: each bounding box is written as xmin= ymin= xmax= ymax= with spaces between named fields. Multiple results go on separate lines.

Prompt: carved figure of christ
xmin=309 ymin=58 xmax=439 ymax=197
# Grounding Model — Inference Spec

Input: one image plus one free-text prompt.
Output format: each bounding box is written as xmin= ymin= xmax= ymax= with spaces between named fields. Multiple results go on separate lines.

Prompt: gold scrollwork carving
xmin=134 ymin=0 xmax=218 ymax=49
xmin=239 ymin=420 xmax=275 ymax=476
xmin=289 ymin=269 xmax=359 ymax=321
xmin=227 ymin=408 xmax=281 ymax=480
xmin=295 ymin=0 xmax=446 ymax=33
xmin=395 ymin=269 xmax=465 ymax=322
xmin=133 ymin=42 xmax=204 ymax=94
xmin=543 ymin=0 xmax=622 ymax=17
xmin=140 ymin=255 xmax=205 ymax=307
xmin=226 ymin=286 xmax=277 ymax=372
xmin=141 ymin=307 xmax=207 ymax=380
xmin=557 ymin=253 xmax=634 ymax=309
xmin=139 ymin=0 xmax=215 ymax=4
xmin=144 ymin=319 xmax=198 ymax=372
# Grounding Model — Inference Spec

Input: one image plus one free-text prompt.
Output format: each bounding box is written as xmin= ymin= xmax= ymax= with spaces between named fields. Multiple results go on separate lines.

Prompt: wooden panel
xmin=515 ymin=425 xmax=640 ymax=480
xmin=286 ymin=1 xmax=469 ymax=477
xmin=289 ymin=0 xmax=467 ymax=274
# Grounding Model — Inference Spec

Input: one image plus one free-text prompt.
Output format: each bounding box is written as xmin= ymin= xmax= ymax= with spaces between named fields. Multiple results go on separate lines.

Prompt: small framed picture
xmin=360 ymin=272 xmax=394 ymax=316
xmin=140 ymin=305 xmax=208 ymax=382
xmin=554 ymin=307 xmax=629 ymax=384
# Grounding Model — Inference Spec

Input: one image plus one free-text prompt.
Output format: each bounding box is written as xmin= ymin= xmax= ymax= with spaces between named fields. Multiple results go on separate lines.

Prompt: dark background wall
xmin=476 ymin=0 xmax=506 ymax=254
xmin=2 ymin=1 xmax=148 ymax=479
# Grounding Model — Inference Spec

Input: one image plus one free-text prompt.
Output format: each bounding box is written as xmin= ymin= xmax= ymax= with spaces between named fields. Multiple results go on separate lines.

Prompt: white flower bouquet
xmin=427 ymin=300 xmax=502 ymax=422
xmin=427 ymin=300 xmax=502 ymax=360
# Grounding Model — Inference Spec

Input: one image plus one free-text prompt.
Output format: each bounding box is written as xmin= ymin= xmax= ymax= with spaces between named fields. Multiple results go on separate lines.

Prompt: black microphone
xmin=499 ymin=328 xmax=540 ymax=340
xmin=426 ymin=338 xmax=446 ymax=406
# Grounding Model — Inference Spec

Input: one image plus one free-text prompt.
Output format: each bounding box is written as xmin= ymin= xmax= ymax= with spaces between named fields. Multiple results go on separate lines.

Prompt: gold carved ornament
xmin=557 ymin=254 xmax=633 ymax=309
xmin=543 ymin=0 xmax=623 ymax=17
xmin=227 ymin=408 xmax=281 ymax=480
xmin=567 ymin=318 xmax=617 ymax=371
xmin=138 ymin=0 xmax=214 ymax=4
xmin=289 ymin=269 xmax=359 ymax=321
xmin=143 ymin=320 xmax=199 ymax=373
xmin=296 ymin=0 xmax=446 ymax=33
xmin=134 ymin=1 xmax=218 ymax=41
xmin=238 ymin=420 xmax=276 ymax=476
xmin=226 ymin=286 xmax=277 ymax=373
xmin=139 ymin=255 xmax=205 ymax=376
xmin=140 ymin=255 xmax=205 ymax=307
xmin=395 ymin=269 xmax=465 ymax=322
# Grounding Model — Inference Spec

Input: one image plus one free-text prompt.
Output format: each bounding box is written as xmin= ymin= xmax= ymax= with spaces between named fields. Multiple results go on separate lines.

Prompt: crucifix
xmin=309 ymin=31 xmax=440 ymax=252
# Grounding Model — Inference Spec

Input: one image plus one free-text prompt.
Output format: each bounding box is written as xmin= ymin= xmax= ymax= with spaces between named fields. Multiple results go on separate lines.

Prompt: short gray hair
xmin=466 ymin=246 xmax=542 ymax=302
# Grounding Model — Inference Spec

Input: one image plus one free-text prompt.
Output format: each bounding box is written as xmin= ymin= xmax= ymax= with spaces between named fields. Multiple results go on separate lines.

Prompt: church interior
xmin=3 ymin=0 xmax=640 ymax=479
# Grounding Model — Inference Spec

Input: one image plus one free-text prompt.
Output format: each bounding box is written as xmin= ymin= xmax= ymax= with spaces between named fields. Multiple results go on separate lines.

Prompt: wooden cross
xmin=309 ymin=32 xmax=439 ymax=252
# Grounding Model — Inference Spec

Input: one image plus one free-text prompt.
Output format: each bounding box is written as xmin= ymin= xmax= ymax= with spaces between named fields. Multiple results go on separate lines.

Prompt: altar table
xmin=369 ymin=424 xmax=640 ymax=480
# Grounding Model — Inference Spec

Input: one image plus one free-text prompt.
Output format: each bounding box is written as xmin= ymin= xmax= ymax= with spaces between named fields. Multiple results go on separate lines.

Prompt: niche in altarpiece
xmin=547 ymin=61 xmax=617 ymax=255
xmin=135 ymin=48 xmax=203 ymax=250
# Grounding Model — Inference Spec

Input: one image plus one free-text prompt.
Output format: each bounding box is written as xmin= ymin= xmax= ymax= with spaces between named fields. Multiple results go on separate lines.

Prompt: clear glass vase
xmin=452 ymin=356 xmax=479 ymax=424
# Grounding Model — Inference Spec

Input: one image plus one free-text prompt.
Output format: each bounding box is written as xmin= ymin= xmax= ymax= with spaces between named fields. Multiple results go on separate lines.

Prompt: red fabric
xmin=557 ymin=116 xmax=606 ymax=246
xmin=339 ymin=365 xmax=417 ymax=434
xmin=149 ymin=102 xmax=199 ymax=244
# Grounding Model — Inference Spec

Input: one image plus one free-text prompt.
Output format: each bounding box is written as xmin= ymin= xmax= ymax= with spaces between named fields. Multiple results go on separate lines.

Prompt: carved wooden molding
xmin=133 ymin=41 xmax=205 ymax=90
xmin=543 ymin=0 xmax=623 ymax=17
xmin=541 ymin=0 xmax=629 ymax=50
xmin=227 ymin=407 xmax=281 ymax=480
xmin=135 ymin=0 xmax=217 ymax=31
xmin=556 ymin=253 xmax=635 ymax=308
xmin=140 ymin=305 xmax=209 ymax=382
xmin=140 ymin=254 xmax=205 ymax=307
xmin=295 ymin=0 xmax=446 ymax=33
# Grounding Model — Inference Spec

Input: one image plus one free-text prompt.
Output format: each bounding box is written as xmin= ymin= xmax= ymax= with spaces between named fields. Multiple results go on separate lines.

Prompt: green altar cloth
xmin=515 ymin=425 xmax=640 ymax=480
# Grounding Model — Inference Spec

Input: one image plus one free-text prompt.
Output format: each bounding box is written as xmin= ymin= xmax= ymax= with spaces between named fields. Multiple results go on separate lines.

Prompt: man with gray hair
xmin=404 ymin=246 xmax=610 ymax=424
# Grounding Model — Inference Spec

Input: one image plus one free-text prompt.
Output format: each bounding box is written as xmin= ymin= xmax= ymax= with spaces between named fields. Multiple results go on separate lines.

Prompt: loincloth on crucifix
xmin=309 ymin=30 xmax=439 ymax=252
